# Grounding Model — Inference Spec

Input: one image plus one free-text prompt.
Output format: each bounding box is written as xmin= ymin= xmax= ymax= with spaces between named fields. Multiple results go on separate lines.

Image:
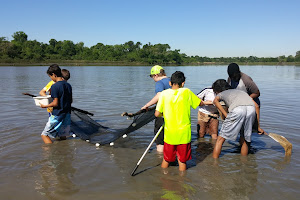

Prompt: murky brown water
xmin=0 ymin=65 xmax=299 ymax=199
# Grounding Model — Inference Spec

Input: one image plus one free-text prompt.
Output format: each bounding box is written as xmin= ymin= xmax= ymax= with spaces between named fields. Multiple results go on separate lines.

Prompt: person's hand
xmin=258 ymin=127 xmax=266 ymax=135
xmin=39 ymin=103 xmax=47 ymax=108
xmin=141 ymin=105 xmax=148 ymax=110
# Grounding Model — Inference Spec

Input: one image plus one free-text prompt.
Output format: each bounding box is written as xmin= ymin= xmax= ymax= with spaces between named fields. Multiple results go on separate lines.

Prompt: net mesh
xmin=70 ymin=108 xmax=156 ymax=145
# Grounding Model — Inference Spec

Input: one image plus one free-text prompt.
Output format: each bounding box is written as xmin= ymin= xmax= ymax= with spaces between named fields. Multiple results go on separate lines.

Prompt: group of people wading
xmin=142 ymin=63 xmax=264 ymax=171
xmin=38 ymin=63 xmax=264 ymax=172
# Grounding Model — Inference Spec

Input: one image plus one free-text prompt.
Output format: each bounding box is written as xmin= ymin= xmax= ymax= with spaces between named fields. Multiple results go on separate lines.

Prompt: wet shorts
xmin=163 ymin=142 xmax=191 ymax=163
xmin=41 ymin=113 xmax=71 ymax=139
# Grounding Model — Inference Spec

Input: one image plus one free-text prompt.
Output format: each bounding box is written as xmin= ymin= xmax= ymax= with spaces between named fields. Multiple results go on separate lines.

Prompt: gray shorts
xmin=219 ymin=105 xmax=255 ymax=142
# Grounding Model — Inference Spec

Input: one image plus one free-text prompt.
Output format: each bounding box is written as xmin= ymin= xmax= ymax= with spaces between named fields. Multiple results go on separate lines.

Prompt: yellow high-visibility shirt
xmin=156 ymin=88 xmax=201 ymax=145
xmin=43 ymin=80 xmax=54 ymax=113
xmin=43 ymin=80 xmax=54 ymax=93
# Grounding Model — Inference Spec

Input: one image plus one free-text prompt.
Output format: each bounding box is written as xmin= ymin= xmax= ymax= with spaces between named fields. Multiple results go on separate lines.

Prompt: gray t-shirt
xmin=217 ymin=89 xmax=254 ymax=112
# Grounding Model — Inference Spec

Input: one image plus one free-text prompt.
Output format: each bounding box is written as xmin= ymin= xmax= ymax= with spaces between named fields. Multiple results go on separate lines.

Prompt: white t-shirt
xmin=197 ymin=88 xmax=218 ymax=115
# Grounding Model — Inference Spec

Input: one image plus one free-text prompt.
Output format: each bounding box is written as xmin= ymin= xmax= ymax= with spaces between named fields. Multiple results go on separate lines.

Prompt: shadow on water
xmin=212 ymin=132 xmax=287 ymax=158
xmin=131 ymin=163 xmax=161 ymax=176
xmin=188 ymin=133 xmax=215 ymax=169
xmin=186 ymin=129 xmax=288 ymax=165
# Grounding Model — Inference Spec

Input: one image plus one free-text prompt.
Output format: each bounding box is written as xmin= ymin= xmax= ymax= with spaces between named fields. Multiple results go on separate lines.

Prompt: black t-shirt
xmin=51 ymin=81 xmax=72 ymax=116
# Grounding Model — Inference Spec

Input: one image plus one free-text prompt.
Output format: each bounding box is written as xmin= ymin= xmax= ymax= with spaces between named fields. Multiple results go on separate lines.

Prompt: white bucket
xmin=33 ymin=95 xmax=53 ymax=106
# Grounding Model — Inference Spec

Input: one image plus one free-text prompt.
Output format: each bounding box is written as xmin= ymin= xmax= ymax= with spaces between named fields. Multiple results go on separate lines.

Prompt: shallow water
xmin=0 ymin=65 xmax=299 ymax=200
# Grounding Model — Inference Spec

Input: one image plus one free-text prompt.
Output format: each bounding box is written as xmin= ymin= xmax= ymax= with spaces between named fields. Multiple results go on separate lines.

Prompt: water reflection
xmin=159 ymin=173 xmax=195 ymax=200
xmin=200 ymin=156 xmax=259 ymax=200
xmin=36 ymin=142 xmax=79 ymax=199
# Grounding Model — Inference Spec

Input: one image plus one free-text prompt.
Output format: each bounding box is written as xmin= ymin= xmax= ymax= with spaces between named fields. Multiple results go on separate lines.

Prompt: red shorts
xmin=163 ymin=142 xmax=191 ymax=163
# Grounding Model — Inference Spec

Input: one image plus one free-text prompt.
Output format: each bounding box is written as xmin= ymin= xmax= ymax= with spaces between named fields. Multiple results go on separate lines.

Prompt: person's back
xmin=158 ymin=88 xmax=200 ymax=144
xmin=155 ymin=77 xmax=170 ymax=93
xmin=51 ymin=80 xmax=72 ymax=116
xmin=218 ymin=89 xmax=254 ymax=112
xmin=155 ymin=71 xmax=202 ymax=171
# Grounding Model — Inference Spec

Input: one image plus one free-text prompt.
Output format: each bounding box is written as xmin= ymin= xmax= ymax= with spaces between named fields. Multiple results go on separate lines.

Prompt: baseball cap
xmin=150 ymin=65 xmax=164 ymax=76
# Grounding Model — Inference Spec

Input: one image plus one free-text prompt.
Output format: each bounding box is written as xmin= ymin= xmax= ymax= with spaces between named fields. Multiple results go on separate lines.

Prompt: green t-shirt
xmin=156 ymin=88 xmax=201 ymax=145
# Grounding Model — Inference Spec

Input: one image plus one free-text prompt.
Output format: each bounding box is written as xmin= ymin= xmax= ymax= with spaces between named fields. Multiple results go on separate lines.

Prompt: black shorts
xmin=154 ymin=117 xmax=164 ymax=145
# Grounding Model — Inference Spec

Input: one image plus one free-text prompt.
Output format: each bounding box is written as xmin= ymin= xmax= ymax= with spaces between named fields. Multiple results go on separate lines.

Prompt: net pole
xmin=131 ymin=124 xmax=164 ymax=176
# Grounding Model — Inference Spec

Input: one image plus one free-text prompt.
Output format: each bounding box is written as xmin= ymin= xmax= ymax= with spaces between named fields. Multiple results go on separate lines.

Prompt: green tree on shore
xmin=0 ymin=31 xmax=299 ymax=65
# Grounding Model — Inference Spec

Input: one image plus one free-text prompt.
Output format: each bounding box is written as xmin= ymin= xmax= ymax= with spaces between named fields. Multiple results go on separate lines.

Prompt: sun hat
xmin=150 ymin=65 xmax=164 ymax=76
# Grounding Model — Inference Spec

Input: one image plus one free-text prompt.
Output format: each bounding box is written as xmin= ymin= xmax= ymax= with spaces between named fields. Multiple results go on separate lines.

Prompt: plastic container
xmin=33 ymin=95 xmax=53 ymax=106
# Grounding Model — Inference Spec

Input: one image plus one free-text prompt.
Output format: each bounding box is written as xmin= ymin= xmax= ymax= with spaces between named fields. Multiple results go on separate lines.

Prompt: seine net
xmin=70 ymin=108 xmax=156 ymax=145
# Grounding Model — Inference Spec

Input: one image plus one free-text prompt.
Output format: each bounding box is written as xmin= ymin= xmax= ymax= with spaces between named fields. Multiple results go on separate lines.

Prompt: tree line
xmin=1 ymin=31 xmax=299 ymax=65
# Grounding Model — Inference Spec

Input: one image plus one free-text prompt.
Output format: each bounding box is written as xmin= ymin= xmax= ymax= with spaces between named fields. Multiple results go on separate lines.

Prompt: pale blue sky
xmin=1 ymin=0 xmax=299 ymax=57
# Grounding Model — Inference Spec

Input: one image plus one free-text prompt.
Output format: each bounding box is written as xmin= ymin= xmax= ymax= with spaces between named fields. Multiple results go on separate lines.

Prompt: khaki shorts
xmin=198 ymin=111 xmax=218 ymax=123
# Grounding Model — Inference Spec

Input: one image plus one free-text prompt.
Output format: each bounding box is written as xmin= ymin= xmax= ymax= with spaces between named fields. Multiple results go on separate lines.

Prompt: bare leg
xmin=161 ymin=159 xmax=169 ymax=169
xmin=213 ymin=136 xmax=225 ymax=158
xmin=198 ymin=121 xmax=207 ymax=138
xmin=240 ymin=137 xmax=249 ymax=156
xmin=157 ymin=144 xmax=164 ymax=153
xmin=41 ymin=135 xmax=53 ymax=144
xmin=178 ymin=159 xmax=187 ymax=171
xmin=209 ymin=118 xmax=219 ymax=140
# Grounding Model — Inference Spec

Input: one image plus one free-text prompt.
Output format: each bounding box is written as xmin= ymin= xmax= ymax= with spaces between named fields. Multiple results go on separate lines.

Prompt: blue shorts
xmin=41 ymin=113 xmax=71 ymax=138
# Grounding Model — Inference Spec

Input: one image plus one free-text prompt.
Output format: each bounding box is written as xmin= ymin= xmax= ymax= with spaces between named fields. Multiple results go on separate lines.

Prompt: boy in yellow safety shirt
xmin=155 ymin=71 xmax=207 ymax=171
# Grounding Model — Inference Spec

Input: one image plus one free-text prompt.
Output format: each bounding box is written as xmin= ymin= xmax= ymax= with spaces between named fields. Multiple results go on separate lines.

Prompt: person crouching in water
xmin=155 ymin=71 xmax=204 ymax=171
xmin=212 ymin=79 xmax=256 ymax=158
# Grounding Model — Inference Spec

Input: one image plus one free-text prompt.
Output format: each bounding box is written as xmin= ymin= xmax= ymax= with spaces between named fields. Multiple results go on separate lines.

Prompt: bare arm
xmin=242 ymin=73 xmax=260 ymax=99
xmin=155 ymin=110 xmax=163 ymax=117
xmin=39 ymin=89 xmax=47 ymax=96
xmin=249 ymin=90 xmax=260 ymax=99
xmin=202 ymin=100 xmax=212 ymax=105
xmin=40 ymin=98 xmax=58 ymax=108
xmin=213 ymin=96 xmax=227 ymax=118
xmin=141 ymin=92 xmax=161 ymax=110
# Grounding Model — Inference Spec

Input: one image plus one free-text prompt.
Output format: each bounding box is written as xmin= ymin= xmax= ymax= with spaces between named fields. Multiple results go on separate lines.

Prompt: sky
xmin=1 ymin=0 xmax=300 ymax=58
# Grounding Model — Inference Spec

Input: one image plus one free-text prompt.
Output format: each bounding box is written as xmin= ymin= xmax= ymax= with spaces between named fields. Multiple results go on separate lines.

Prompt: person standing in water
xmin=141 ymin=65 xmax=171 ymax=153
xmin=227 ymin=63 xmax=265 ymax=134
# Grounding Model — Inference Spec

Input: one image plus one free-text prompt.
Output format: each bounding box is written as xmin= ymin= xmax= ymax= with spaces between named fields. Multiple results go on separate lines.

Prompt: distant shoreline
xmin=0 ymin=61 xmax=299 ymax=66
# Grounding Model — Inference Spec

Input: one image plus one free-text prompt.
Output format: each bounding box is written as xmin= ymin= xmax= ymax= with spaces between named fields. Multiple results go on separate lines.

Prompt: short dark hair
xmin=227 ymin=63 xmax=241 ymax=81
xmin=171 ymin=71 xmax=185 ymax=86
xmin=158 ymin=69 xmax=166 ymax=76
xmin=47 ymin=64 xmax=62 ymax=77
xmin=61 ymin=69 xmax=70 ymax=80
xmin=212 ymin=79 xmax=231 ymax=93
